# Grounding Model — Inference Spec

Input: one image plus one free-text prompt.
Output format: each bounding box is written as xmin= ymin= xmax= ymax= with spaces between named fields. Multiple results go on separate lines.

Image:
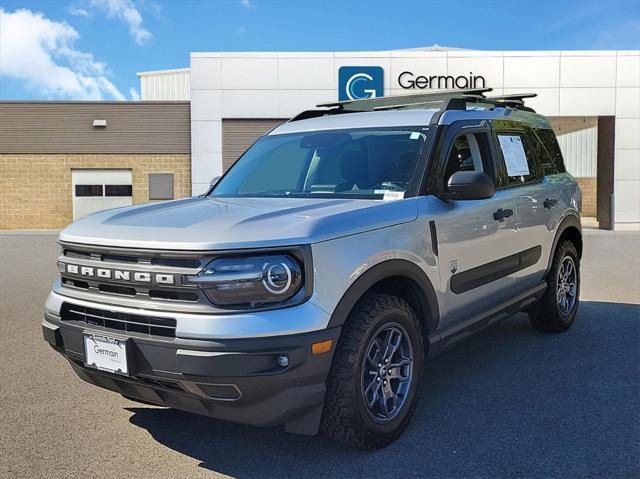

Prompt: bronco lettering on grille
xmin=63 ymin=264 xmax=174 ymax=285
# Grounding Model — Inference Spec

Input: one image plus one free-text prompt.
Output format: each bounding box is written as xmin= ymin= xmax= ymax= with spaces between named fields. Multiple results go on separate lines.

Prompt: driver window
xmin=443 ymin=133 xmax=491 ymax=187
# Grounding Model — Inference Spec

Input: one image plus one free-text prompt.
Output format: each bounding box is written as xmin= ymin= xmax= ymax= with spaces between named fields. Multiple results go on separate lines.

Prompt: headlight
xmin=185 ymin=254 xmax=303 ymax=308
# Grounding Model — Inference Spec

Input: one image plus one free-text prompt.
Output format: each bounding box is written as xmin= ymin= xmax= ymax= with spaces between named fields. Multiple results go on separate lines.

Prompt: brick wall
xmin=0 ymin=154 xmax=191 ymax=229
xmin=576 ymin=177 xmax=597 ymax=218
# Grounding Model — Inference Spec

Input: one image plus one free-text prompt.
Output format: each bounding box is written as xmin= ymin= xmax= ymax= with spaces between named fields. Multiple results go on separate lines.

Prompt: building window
xmin=75 ymin=185 xmax=103 ymax=197
xmin=149 ymin=173 xmax=174 ymax=200
xmin=105 ymin=184 xmax=133 ymax=197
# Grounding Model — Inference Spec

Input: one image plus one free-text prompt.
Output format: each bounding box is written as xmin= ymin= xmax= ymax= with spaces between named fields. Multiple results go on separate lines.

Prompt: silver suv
xmin=43 ymin=89 xmax=582 ymax=448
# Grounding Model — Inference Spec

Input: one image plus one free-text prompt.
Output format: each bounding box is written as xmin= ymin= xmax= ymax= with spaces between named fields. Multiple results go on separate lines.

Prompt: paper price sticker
xmin=498 ymin=135 xmax=530 ymax=177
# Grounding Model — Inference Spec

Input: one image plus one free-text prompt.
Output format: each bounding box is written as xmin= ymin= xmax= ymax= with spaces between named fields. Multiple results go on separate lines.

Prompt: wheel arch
xmin=546 ymin=214 xmax=583 ymax=276
xmin=326 ymin=260 xmax=440 ymax=341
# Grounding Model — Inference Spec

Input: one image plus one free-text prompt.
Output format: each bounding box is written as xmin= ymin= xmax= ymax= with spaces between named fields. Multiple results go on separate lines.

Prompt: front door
xmin=427 ymin=121 xmax=523 ymax=332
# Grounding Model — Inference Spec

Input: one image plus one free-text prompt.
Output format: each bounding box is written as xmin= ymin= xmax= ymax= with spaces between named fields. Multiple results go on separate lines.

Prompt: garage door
xmin=222 ymin=119 xmax=285 ymax=172
xmin=72 ymin=169 xmax=133 ymax=220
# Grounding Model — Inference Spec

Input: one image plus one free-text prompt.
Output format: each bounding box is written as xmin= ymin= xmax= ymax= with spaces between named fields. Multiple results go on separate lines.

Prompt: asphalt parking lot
xmin=1 ymin=231 xmax=639 ymax=479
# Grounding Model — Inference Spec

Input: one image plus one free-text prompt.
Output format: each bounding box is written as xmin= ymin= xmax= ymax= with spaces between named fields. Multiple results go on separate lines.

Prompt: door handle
xmin=493 ymin=208 xmax=514 ymax=222
xmin=543 ymin=197 xmax=558 ymax=209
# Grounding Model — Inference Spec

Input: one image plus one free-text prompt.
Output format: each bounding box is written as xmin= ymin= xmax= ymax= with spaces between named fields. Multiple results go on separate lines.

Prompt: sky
xmin=1 ymin=0 xmax=639 ymax=101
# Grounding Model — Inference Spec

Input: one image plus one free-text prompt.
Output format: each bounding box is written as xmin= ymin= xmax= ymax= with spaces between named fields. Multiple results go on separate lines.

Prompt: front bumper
xmin=43 ymin=310 xmax=341 ymax=435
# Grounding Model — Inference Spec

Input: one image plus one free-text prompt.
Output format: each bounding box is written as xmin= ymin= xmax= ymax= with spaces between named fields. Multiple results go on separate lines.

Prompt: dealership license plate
xmin=83 ymin=334 xmax=129 ymax=375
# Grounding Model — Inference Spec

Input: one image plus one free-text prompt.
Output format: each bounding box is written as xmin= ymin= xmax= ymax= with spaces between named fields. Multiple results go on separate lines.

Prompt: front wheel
xmin=528 ymin=240 xmax=580 ymax=333
xmin=320 ymin=293 xmax=424 ymax=449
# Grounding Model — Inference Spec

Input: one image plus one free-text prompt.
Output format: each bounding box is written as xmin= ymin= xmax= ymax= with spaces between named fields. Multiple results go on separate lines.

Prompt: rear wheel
xmin=528 ymin=240 xmax=580 ymax=333
xmin=321 ymin=293 xmax=424 ymax=449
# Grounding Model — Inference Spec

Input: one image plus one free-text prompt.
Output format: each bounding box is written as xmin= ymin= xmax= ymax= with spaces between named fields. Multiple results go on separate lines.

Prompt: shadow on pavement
xmin=128 ymin=301 xmax=640 ymax=479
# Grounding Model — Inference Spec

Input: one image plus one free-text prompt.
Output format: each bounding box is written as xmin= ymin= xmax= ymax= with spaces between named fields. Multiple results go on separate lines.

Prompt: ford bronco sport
xmin=43 ymin=89 xmax=582 ymax=448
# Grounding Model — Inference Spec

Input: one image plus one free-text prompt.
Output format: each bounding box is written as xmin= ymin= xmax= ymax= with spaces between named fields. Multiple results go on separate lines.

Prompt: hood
xmin=59 ymin=196 xmax=418 ymax=250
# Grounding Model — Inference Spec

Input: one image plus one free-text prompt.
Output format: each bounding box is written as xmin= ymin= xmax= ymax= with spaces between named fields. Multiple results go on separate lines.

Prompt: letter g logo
xmin=338 ymin=66 xmax=384 ymax=101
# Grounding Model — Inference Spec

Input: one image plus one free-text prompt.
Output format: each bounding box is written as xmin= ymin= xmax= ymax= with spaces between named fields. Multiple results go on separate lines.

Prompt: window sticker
xmin=375 ymin=190 xmax=405 ymax=201
xmin=409 ymin=131 xmax=422 ymax=140
xmin=497 ymin=135 xmax=530 ymax=177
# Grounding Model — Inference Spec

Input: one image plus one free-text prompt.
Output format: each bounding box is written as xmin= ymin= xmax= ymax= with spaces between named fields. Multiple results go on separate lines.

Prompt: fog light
xmin=276 ymin=355 xmax=289 ymax=367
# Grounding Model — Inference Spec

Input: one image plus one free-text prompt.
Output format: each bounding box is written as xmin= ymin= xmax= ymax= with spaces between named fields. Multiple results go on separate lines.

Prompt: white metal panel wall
xmin=549 ymin=117 xmax=598 ymax=178
xmin=139 ymin=69 xmax=190 ymax=101
xmin=556 ymin=126 xmax=598 ymax=177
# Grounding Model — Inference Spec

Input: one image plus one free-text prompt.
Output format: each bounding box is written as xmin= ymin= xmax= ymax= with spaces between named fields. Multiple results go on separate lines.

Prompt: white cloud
xmin=89 ymin=0 xmax=151 ymax=45
xmin=0 ymin=8 xmax=125 ymax=100
xmin=129 ymin=86 xmax=140 ymax=101
xmin=240 ymin=0 xmax=254 ymax=9
xmin=68 ymin=6 xmax=90 ymax=17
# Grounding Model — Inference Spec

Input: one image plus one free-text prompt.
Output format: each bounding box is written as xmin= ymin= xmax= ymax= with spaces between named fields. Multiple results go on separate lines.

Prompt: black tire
xmin=320 ymin=293 xmax=424 ymax=449
xmin=528 ymin=240 xmax=580 ymax=333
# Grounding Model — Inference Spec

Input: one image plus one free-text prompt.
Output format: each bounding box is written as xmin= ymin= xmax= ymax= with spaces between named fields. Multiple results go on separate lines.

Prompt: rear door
xmin=427 ymin=120 xmax=523 ymax=331
xmin=489 ymin=120 xmax=558 ymax=288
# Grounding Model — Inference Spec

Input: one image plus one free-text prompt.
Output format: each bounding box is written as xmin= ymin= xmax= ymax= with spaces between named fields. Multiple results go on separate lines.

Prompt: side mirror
xmin=209 ymin=176 xmax=221 ymax=188
xmin=445 ymin=171 xmax=495 ymax=200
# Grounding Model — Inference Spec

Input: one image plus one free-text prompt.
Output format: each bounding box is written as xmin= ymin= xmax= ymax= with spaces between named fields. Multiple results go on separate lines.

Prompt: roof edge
xmin=136 ymin=67 xmax=190 ymax=77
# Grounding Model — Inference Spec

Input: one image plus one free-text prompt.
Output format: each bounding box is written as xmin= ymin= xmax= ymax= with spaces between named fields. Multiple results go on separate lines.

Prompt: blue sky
xmin=1 ymin=0 xmax=639 ymax=100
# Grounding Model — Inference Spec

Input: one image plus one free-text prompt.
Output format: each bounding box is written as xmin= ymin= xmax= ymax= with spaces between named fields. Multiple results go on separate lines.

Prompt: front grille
xmin=59 ymin=245 xmax=206 ymax=307
xmin=60 ymin=303 xmax=177 ymax=338
xmin=63 ymin=248 xmax=203 ymax=269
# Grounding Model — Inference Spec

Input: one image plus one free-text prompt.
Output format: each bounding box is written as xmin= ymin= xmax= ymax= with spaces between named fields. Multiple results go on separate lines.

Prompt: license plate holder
xmin=83 ymin=333 xmax=129 ymax=376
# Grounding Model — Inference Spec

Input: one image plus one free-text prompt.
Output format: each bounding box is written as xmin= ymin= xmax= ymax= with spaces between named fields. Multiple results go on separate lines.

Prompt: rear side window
xmin=533 ymin=128 xmax=566 ymax=175
xmin=494 ymin=131 xmax=543 ymax=188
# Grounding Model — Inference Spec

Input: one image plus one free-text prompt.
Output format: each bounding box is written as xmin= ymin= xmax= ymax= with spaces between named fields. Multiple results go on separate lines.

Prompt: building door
xmin=72 ymin=169 xmax=132 ymax=220
xmin=222 ymin=119 xmax=285 ymax=172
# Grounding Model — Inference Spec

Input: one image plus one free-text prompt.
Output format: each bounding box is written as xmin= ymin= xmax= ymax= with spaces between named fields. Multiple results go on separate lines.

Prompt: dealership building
xmin=1 ymin=46 xmax=638 ymax=229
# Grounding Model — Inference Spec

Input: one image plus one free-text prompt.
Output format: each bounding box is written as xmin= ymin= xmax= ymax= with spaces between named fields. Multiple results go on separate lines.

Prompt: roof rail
xmin=288 ymin=108 xmax=344 ymax=122
xmin=317 ymin=88 xmax=493 ymax=112
xmin=287 ymin=89 xmax=538 ymax=123
xmin=488 ymin=93 xmax=537 ymax=102
xmin=371 ymin=95 xmax=488 ymax=111
xmin=485 ymin=93 xmax=537 ymax=112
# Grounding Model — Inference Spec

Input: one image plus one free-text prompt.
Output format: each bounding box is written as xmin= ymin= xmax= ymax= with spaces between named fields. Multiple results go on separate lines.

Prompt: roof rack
xmin=288 ymin=89 xmax=538 ymax=123
xmin=317 ymin=88 xmax=493 ymax=112
xmin=371 ymin=95 xmax=488 ymax=111
xmin=488 ymin=93 xmax=538 ymax=102
xmin=485 ymin=93 xmax=537 ymax=112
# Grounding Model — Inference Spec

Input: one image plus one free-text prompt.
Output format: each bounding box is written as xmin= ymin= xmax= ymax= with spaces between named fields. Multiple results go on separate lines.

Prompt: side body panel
xmin=310 ymin=197 xmax=441 ymax=327
xmin=427 ymin=191 xmax=522 ymax=330
xmin=509 ymin=177 xmax=564 ymax=288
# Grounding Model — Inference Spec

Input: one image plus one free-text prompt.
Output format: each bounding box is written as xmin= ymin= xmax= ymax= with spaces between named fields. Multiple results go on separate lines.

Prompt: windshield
xmin=210 ymin=126 xmax=432 ymax=199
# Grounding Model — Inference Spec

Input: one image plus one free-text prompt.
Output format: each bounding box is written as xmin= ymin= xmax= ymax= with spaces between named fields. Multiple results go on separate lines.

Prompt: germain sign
xmin=337 ymin=67 xmax=487 ymax=100
xmin=398 ymin=71 xmax=486 ymax=90
xmin=338 ymin=66 xmax=384 ymax=101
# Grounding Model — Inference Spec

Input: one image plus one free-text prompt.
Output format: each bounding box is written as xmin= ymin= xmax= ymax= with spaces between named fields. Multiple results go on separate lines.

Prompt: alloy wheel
xmin=556 ymin=256 xmax=577 ymax=315
xmin=361 ymin=322 xmax=414 ymax=424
